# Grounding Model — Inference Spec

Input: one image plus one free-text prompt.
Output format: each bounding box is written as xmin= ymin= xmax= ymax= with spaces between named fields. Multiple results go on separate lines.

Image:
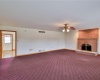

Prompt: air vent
xmin=39 ymin=31 xmax=45 ymax=33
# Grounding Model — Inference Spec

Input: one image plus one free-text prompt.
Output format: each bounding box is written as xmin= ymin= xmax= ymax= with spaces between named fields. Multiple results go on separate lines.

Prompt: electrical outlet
xmin=39 ymin=50 xmax=45 ymax=52
xmin=29 ymin=49 xmax=33 ymax=51
xmin=39 ymin=50 xmax=42 ymax=52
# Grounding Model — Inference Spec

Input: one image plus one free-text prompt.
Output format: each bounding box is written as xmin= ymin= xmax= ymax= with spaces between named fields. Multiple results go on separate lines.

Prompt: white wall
xmin=0 ymin=26 xmax=65 ymax=55
xmin=1 ymin=26 xmax=99 ymax=55
xmin=65 ymin=30 xmax=78 ymax=50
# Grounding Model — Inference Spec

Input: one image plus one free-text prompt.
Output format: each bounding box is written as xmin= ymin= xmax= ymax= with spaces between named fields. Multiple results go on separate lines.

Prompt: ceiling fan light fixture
xmin=62 ymin=29 xmax=70 ymax=32
xmin=62 ymin=29 xmax=65 ymax=32
xmin=67 ymin=27 xmax=70 ymax=29
xmin=61 ymin=23 xmax=75 ymax=32
xmin=67 ymin=29 xmax=70 ymax=32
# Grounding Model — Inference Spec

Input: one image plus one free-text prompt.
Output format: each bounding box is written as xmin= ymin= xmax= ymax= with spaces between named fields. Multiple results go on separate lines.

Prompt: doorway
xmin=0 ymin=30 xmax=17 ymax=59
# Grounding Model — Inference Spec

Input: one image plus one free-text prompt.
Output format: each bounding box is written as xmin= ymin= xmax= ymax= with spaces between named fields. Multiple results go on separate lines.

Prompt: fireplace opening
xmin=81 ymin=44 xmax=91 ymax=51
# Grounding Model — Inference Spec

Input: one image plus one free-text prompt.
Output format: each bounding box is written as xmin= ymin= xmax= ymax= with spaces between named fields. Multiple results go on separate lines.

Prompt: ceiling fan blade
xmin=69 ymin=27 xmax=75 ymax=30
xmin=59 ymin=27 xmax=63 ymax=29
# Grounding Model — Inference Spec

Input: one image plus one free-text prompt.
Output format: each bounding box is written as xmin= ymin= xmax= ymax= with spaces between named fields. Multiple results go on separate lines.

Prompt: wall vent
xmin=39 ymin=31 xmax=45 ymax=33
xmin=39 ymin=50 xmax=45 ymax=52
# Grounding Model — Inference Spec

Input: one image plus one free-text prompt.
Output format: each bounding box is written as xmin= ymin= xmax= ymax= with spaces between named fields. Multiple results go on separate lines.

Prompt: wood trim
xmin=17 ymin=49 xmax=67 ymax=57
xmin=0 ymin=31 xmax=2 ymax=59
xmin=13 ymin=49 xmax=15 ymax=51
xmin=12 ymin=34 xmax=13 ymax=51
xmin=15 ymin=31 xmax=17 ymax=57
xmin=0 ymin=30 xmax=16 ymax=32
xmin=65 ymin=49 xmax=75 ymax=52
xmin=17 ymin=48 xmax=76 ymax=57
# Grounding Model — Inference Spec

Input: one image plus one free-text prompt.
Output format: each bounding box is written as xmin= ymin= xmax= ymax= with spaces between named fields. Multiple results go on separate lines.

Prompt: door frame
xmin=0 ymin=31 xmax=2 ymax=59
xmin=0 ymin=30 xmax=17 ymax=59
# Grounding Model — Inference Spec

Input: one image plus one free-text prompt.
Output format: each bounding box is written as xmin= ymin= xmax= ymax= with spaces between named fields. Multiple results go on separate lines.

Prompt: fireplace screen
xmin=81 ymin=44 xmax=91 ymax=51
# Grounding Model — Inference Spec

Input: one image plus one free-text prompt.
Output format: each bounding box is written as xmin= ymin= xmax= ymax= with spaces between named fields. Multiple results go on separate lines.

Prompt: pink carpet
xmin=0 ymin=50 xmax=100 ymax=80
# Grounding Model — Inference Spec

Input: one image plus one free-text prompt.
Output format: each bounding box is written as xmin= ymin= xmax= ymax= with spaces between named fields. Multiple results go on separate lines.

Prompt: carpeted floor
xmin=0 ymin=50 xmax=100 ymax=80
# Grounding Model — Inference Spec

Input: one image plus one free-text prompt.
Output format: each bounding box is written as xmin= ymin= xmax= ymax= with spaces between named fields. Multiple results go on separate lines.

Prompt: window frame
xmin=4 ymin=34 xmax=12 ymax=44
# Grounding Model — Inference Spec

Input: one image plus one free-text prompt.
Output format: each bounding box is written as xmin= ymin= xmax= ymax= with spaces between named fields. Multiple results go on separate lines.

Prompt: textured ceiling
xmin=0 ymin=0 xmax=100 ymax=31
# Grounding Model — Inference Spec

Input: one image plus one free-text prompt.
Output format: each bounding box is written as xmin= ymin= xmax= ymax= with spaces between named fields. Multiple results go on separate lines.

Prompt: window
xmin=4 ymin=35 xmax=11 ymax=43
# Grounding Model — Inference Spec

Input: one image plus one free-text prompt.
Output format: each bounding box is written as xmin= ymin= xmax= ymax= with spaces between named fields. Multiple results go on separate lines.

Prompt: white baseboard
xmin=17 ymin=48 xmax=66 ymax=57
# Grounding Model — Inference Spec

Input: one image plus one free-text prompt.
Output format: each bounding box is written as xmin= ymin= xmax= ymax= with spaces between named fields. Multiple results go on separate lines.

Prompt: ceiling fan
xmin=62 ymin=24 xmax=75 ymax=32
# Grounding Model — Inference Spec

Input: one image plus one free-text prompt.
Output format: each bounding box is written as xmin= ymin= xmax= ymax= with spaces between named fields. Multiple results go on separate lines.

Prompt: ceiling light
xmin=61 ymin=24 xmax=75 ymax=32
xmin=62 ymin=29 xmax=65 ymax=32
xmin=67 ymin=29 xmax=70 ymax=32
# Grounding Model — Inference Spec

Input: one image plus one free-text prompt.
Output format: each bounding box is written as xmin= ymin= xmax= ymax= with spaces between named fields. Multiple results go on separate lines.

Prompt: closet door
xmin=0 ymin=31 xmax=2 ymax=59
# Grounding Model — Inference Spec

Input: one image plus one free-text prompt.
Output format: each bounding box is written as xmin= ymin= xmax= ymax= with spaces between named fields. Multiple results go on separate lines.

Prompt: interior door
xmin=2 ymin=34 xmax=13 ymax=51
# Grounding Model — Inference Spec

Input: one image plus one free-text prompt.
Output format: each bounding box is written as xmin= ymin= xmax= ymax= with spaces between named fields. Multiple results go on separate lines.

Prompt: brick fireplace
xmin=78 ymin=28 xmax=99 ymax=52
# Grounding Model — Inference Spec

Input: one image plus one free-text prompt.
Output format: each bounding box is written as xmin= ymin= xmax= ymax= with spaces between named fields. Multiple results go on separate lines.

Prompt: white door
xmin=2 ymin=34 xmax=13 ymax=51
